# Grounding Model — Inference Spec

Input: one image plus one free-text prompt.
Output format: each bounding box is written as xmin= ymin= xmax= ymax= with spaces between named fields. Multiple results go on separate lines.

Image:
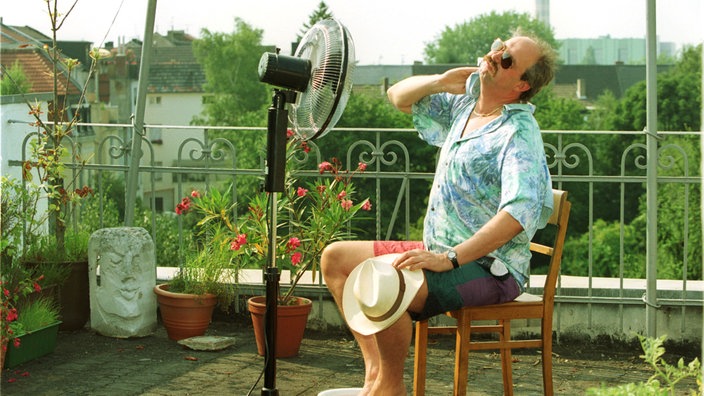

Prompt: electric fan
xmin=256 ymin=19 xmax=355 ymax=396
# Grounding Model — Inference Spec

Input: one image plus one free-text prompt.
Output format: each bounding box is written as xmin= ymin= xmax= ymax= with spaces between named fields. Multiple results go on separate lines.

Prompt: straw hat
xmin=342 ymin=254 xmax=424 ymax=336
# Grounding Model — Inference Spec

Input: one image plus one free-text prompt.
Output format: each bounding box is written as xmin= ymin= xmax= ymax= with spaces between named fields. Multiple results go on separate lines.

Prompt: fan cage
xmin=290 ymin=19 xmax=355 ymax=140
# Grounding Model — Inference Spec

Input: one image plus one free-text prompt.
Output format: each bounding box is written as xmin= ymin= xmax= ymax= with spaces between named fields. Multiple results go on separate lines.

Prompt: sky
xmin=2 ymin=0 xmax=703 ymax=65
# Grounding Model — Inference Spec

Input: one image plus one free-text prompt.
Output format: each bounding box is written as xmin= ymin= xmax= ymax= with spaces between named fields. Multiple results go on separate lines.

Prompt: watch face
xmin=448 ymin=250 xmax=457 ymax=260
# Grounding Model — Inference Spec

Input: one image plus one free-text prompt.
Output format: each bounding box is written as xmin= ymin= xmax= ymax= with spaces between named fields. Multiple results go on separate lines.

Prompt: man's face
xmin=479 ymin=36 xmax=538 ymax=94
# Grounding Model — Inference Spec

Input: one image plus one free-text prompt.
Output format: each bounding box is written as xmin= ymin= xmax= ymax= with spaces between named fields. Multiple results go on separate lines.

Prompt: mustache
xmin=478 ymin=56 xmax=498 ymax=74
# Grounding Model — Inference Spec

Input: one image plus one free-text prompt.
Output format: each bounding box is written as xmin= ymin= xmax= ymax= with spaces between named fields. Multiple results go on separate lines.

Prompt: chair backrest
xmin=529 ymin=190 xmax=571 ymax=304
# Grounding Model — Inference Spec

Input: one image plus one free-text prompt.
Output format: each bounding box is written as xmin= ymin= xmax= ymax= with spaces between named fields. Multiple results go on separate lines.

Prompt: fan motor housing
xmin=258 ymin=53 xmax=312 ymax=92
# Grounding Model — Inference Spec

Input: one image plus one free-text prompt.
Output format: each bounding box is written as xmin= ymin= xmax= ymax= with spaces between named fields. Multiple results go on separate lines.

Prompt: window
xmin=149 ymin=127 xmax=163 ymax=145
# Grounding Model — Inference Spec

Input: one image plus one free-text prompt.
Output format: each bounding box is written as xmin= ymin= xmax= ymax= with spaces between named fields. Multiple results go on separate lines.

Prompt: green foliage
xmin=168 ymin=244 xmax=239 ymax=310
xmin=532 ymin=88 xmax=589 ymax=130
xmin=296 ymin=1 xmax=334 ymax=42
xmin=132 ymin=207 xmax=182 ymax=268
xmin=562 ymin=218 xmax=646 ymax=278
xmin=192 ymin=18 xmax=270 ymax=125
xmin=15 ymin=297 xmax=60 ymax=334
xmin=24 ymin=229 xmax=91 ymax=263
xmin=192 ymin=19 xmax=270 ymax=172
xmin=334 ymin=91 xmax=434 ymax=240
xmin=582 ymin=46 xmax=597 ymax=65
xmin=1 ymin=177 xmax=43 ymax=265
xmin=77 ymin=192 xmax=121 ymax=233
xmin=337 ymin=91 xmax=414 ymax=129
xmin=423 ymin=11 xmax=558 ymax=64
xmin=0 ymin=60 xmax=31 ymax=95
xmin=607 ymin=44 xmax=701 ymax=132
xmin=586 ymin=90 xmax=619 ymax=131
xmin=587 ymin=335 xmax=701 ymax=395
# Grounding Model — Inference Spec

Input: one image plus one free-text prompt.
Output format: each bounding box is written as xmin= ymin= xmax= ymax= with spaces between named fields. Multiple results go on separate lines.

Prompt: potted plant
xmin=155 ymin=187 xmax=244 ymax=341
xmin=4 ymin=297 xmax=61 ymax=368
xmin=0 ymin=270 xmax=46 ymax=369
xmin=3 ymin=2 xmax=103 ymax=331
xmin=176 ymin=134 xmax=372 ymax=357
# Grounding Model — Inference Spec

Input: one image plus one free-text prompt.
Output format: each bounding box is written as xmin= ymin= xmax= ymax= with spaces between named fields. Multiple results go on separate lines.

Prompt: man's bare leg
xmin=321 ymin=241 xmax=379 ymax=394
xmin=370 ymin=312 xmax=413 ymax=395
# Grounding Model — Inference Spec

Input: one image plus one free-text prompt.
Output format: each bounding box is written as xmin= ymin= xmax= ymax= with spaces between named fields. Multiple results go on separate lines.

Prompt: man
xmin=321 ymin=33 xmax=557 ymax=395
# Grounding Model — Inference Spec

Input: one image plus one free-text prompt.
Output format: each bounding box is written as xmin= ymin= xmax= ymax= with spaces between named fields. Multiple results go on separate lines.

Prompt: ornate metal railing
xmin=8 ymin=121 xmax=702 ymax=338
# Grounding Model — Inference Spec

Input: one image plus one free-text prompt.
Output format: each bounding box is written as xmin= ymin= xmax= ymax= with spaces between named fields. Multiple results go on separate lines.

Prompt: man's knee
xmin=321 ymin=241 xmax=350 ymax=275
xmin=320 ymin=241 xmax=375 ymax=278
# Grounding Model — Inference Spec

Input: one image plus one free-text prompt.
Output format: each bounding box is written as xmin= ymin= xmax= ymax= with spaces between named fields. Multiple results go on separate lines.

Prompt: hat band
xmin=364 ymin=269 xmax=406 ymax=322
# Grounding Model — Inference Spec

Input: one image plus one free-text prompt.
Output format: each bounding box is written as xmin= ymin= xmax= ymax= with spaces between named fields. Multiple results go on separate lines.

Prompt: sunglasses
xmin=490 ymin=38 xmax=513 ymax=69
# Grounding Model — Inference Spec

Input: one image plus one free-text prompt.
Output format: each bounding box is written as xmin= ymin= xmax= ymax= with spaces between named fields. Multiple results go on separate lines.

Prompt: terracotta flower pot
xmin=247 ymin=295 xmax=312 ymax=358
xmin=153 ymin=284 xmax=217 ymax=341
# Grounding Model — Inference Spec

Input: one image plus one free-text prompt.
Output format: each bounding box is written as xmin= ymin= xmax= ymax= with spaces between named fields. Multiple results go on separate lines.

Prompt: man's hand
xmin=439 ymin=67 xmax=477 ymax=95
xmin=392 ymin=249 xmax=453 ymax=272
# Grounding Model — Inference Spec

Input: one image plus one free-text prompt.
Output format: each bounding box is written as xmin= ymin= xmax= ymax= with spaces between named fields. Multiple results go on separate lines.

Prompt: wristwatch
xmin=447 ymin=249 xmax=460 ymax=269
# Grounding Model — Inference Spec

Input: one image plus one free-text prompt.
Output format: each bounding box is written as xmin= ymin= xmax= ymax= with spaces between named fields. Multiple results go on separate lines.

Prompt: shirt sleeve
xmin=411 ymin=94 xmax=453 ymax=147
xmin=497 ymin=113 xmax=553 ymax=238
xmin=411 ymin=72 xmax=480 ymax=147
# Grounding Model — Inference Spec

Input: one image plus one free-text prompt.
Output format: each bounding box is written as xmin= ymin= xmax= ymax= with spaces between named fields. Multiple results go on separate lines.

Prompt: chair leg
xmin=499 ymin=320 xmax=514 ymax=396
xmin=542 ymin=328 xmax=554 ymax=396
xmin=453 ymin=311 xmax=470 ymax=396
xmin=413 ymin=319 xmax=429 ymax=396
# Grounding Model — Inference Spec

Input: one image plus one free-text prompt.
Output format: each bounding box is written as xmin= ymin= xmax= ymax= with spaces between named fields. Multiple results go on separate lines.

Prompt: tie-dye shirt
xmin=412 ymin=73 xmax=553 ymax=289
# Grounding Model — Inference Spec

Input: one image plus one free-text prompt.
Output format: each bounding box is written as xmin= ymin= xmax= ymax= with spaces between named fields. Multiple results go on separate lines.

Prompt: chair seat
xmin=514 ymin=292 xmax=543 ymax=302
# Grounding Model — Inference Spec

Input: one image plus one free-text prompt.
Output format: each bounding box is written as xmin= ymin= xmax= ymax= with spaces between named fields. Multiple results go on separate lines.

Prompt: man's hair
xmin=515 ymin=31 xmax=557 ymax=102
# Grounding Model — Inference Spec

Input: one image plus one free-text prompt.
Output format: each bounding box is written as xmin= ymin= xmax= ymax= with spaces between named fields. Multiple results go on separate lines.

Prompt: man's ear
xmin=516 ymin=80 xmax=531 ymax=93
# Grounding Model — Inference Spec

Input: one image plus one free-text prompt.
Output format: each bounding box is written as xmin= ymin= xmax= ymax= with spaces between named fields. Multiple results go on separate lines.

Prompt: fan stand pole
xmin=261 ymin=90 xmax=289 ymax=396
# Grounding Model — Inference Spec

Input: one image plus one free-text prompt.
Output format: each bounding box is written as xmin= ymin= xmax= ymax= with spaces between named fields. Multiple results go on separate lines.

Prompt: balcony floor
xmin=1 ymin=314 xmax=699 ymax=395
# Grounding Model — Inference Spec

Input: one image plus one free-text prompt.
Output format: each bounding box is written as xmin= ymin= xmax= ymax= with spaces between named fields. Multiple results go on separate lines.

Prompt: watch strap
xmin=448 ymin=249 xmax=460 ymax=269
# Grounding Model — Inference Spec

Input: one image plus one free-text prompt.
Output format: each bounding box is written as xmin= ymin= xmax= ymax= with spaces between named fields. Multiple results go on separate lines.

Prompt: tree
xmin=582 ymin=46 xmax=597 ymax=65
xmin=423 ymin=11 xmax=559 ymax=65
xmin=192 ymin=18 xmax=270 ymax=126
xmin=0 ymin=60 xmax=31 ymax=95
xmin=192 ymin=18 xmax=271 ymax=180
xmin=296 ymin=1 xmax=334 ymax=42
xmin=329 ymin=91 xmax=430 ymax=240
xmin=610 ymin=44 xmax=701 ymax=132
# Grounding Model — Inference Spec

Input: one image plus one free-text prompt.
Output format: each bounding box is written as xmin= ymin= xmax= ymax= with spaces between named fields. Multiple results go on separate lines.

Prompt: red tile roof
xmin=2 ymin=48 xmax=82 ymax=95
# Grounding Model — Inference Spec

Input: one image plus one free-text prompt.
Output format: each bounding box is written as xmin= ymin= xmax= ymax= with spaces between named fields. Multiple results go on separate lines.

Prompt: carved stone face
xmin=89 ymin=227 xmax=156 ymax=337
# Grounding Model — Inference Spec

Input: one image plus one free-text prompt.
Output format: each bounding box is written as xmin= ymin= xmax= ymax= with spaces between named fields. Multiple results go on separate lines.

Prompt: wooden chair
xmin=413 ymin=189 xmax=571 ymax=396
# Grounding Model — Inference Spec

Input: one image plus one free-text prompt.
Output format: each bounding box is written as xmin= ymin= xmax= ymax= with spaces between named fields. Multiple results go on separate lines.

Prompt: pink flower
xmin=297 ymin=187 xmax=308 ymax=197
xmin=12 ymin=338 xmax=20 ymax=348
xmin=286 ymin=129 xmax=294 ymax=139
xmin=318 ymin=161 xmax=332 ymax=174
xmin=337 ymin=190 xmax=347 ymax=200
xmin=191 ymin=190 xmax=200 ymax=198
xmin=358 ymin=162 xmax=367 ymax=172
xmin=230 ymin=234 xmax=247 ymax=250
xmin=175 ymin=197 xmax=191 ymax=214
xmin=316 ymin=185 xmax=326 ymax=194
xmin=301 ymin=141 xmax=311 ymax=153
xmin=361 ymin=200 xmax=372 ymax=211
xmin=287 ymin=237 xmax=301 ymax=252
xmin=341 ymin=199 xmax=353 ymax=211
xmin=6 ymin=308 xmax=18 ymax=322
xmin=3 ymin=288 xmax=8 ymax=298
xmin=33 ymin=282 xmax=41 ymax=293
xmin=291 ymin=252 xmax=303 ymax=266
